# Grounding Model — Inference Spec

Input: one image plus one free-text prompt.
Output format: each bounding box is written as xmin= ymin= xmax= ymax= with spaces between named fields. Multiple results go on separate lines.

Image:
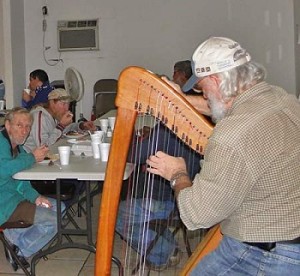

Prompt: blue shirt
xmin=128 ymin=123 xmax=202 ymax=201
xmin=22 ymin=81 xmax=54 ymax=109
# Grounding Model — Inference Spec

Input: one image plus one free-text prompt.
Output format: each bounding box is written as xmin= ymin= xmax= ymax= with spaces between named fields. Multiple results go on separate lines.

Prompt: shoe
xmin=3 ymin=243 xmax=30 ymax=271
xmin=147 ymin=248 xmax=182 ymax=272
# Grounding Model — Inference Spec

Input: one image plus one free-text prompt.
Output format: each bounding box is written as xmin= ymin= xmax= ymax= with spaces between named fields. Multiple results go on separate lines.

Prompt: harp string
xmin=119 ymin=110 xmax=201 ymax=274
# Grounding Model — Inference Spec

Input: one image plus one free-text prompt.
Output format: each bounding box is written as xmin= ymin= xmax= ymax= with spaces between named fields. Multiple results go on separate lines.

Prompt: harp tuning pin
xmin=165 ymin=117 xmax=168 ymax=124
xmin=157 ymin=112 xmax=161 ymax=119
xmin=138 ymin=103 xmax=142 ymax=111
xmin=146 ymin=105 xmax=150 ymax=113
xmin=150 ymin=108 xmax=154 ymax=116
xmin=161 ymin=115 xmax=165 ymax=122
xmin=196 ymin=144 xmax=200 ymax=152
xmin=135 ymin=102 xmax=138 ymax=110
xmin=181 ymin=133 xmax=185 ymax=140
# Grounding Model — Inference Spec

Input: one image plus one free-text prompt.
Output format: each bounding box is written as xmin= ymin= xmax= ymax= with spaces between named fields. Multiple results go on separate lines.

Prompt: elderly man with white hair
xmin=146 ymin=37 xmax=300 ymax=275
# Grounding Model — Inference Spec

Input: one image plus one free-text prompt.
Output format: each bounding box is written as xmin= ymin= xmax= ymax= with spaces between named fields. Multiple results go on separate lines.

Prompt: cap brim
xmin=48 ymin=96 xmax=71 ymax=102
xmin=182 ymin=75 xmax=199 ymax=92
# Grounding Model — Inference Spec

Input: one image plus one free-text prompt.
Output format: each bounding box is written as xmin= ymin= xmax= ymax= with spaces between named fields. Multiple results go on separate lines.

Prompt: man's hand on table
xmin=80 ymin=121 xmax=96 ymax=131
xmin=32 ymin=145 xmax=49 ymax=162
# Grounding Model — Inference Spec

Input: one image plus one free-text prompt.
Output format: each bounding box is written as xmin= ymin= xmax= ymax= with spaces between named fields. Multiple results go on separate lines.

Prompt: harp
xmin=95 ymin=66 xmax=222 ymax=275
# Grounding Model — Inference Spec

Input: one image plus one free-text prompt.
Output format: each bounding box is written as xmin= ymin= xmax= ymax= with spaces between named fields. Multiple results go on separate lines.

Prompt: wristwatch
xmin=170 ymin=178 xmax=178 ymax=189
xmin=169 ymin=172 xmax=189 ymax=189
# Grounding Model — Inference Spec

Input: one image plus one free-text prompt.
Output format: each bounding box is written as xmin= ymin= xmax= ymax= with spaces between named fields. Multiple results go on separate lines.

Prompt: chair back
xmin=93 ymin=79 xmax=118 ymax=118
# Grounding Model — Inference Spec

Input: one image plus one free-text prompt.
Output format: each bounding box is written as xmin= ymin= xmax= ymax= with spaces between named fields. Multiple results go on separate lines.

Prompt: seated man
xmin=173 ymin=60 xmax=202 ymax=95
xmin=24 ymin=88 xmax=96 ymax=207
xmin=24 ymin=88 xmax=95 ymax=151
xmin=116 ymin=123 xmax=202 ymax=271
xmin=0 ymin=107 xmax=62 ymax=269
xmin=22 ymin=69 xmax=54 ymax=109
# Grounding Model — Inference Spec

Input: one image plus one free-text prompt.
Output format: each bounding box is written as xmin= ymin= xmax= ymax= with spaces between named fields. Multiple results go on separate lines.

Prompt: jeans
xmin=4 ymin=198 xmax=65 ymax=258
xmin=116 ymin=199 xmax=176 ymax=266
xmin=191 ymin=235 xmax=300 ymax=276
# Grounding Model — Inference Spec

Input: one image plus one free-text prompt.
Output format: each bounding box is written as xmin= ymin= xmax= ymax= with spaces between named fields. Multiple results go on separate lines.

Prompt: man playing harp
xmin=147 ymin=37 xmax=300 ymax=275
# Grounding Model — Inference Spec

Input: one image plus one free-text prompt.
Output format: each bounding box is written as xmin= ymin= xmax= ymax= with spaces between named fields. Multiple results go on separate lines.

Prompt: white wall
xmin=11 ymin=0 xmax=26 ymax=107
xmin=0 ymin=0 xmax=14 ymax=107
xmin=2 ymin=0 xmax=297 ymax=118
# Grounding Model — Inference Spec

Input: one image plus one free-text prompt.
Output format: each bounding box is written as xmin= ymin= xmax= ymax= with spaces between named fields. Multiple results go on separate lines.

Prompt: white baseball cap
xmin=182 ymin=37 xmax=251 ymax=92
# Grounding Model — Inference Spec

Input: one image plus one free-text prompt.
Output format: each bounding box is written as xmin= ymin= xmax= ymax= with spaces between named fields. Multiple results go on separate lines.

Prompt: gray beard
xmin=209 ymin=96 xmax=228 ymax=123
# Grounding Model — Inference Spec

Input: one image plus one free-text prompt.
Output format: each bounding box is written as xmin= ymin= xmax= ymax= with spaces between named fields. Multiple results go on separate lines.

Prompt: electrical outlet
xmin=42 ymin=6 xmax=48 ymax=15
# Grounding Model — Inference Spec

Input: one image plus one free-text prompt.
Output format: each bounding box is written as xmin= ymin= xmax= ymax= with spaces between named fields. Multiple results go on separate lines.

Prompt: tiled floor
xmin=0 ymin=190 xmax=205 ymax=276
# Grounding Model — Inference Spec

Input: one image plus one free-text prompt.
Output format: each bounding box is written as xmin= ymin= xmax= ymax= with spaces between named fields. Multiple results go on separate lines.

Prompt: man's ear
xmin=4 ymin=120 xmax=10 ymax=132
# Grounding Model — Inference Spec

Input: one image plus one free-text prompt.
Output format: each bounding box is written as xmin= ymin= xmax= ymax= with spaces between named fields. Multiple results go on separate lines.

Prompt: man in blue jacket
xmin=116 ymin=123 xmax=202 ymax=271
xmin=22 ymin=69 xmax=54 ymax=109
xmin=0 ymin=107 xmax=61 ymax=270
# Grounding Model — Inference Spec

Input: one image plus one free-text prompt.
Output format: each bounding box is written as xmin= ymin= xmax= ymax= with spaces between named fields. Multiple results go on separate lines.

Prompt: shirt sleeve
xmin=25 ymin=84 xmax=53 ymax=109
xmin=178 ymin=139 xmax=253 ymax=230
xmin=64 ymin=122 xmax=83 ymax=133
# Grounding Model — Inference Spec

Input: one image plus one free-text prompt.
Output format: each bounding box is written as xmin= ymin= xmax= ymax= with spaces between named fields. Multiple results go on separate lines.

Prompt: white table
xmin=13 ymin=137 xmax=134 ymax=275
xmin=14 ymin=152 xmax=133 ymax=181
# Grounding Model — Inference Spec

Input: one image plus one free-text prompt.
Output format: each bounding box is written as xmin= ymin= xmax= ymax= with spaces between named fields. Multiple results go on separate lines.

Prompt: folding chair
xmin=93 ymin=79 xmax=117 ymax=118
xmin=129 ymin=209 xmax=192 ymax=274
xmin=0 ymin=221 xmax=32 ymax=275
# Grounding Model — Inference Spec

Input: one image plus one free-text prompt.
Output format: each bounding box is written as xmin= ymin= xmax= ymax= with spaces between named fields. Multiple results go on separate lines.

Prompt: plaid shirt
xmin=178 ymin=81 xmax=300 ymax=242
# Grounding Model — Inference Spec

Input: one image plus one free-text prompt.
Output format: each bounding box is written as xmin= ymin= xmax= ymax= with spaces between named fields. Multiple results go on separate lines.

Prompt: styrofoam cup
xmin=91 ymin=130 xmax=105 ymax=143
xmin=91 ymin=142 xmax=101 ymax=159
xmin=90 ymin=134 xmax=101 ymax=144
xmin=99 ymin=143 xmax=110 ymax=162
xmin=99 ymin=119 xmax=108 ymax=132
xmin=108 ymin=117 xmax=116 ymax=131
xmin=24 ymin=88 xmax=30 ymax=95
xmin=58 ymin=146 xmax=71 ymax=165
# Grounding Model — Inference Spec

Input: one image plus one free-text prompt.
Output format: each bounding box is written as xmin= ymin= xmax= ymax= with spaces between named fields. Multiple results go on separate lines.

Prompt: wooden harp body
xmin=95 ymin=66 xmax=221 ymax=275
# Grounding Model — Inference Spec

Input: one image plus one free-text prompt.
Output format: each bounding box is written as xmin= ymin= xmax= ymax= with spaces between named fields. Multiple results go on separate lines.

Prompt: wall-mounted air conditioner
xmin=57 ymin=19 xmax=99 ymax=52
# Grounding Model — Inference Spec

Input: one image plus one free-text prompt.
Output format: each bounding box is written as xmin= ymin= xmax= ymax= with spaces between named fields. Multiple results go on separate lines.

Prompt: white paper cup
xmin=24 ymin=88 xmax=30 ymax=95
xmin=58 ymin=146 xmax=71 ymax=165
xmin=91 ymin=142 xmax=101 ymax=159
xmin=0 ymin=100 xmax=4 ymax=110
xmin=91 ymin=131 xmax=105 ymax=143
xmin=90 ymin=134 xmax=101 ymax=144
xmin=99 ymin=119 xmax=108 ymax=132
xmin=108 ymin=117 xmax=116 ymax=131
xmin=99 ymin=143 xmax=110 ymax=162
